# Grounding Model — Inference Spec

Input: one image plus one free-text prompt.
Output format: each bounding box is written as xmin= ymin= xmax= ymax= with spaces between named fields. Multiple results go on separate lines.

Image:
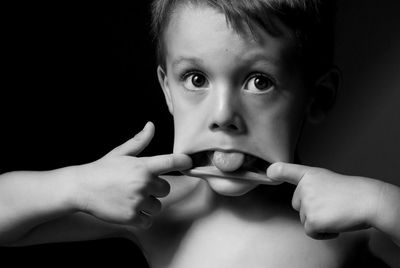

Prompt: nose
xmin=208 ymin=88 xmax=246 ymax=134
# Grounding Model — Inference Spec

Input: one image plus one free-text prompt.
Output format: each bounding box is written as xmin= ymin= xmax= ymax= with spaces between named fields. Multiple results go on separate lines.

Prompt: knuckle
xmin=306 ymin=215 xmax=316 ymax=227
xmin=309 ymin=167 xmax=327 ymax=177
xmin=134 ymin=161 xmax=149 ymax=175
xmin=129 ymin=212 xmax=152 ymax=229
xmin=306 ymin=214 xmax=322 ymax=231
xmin=122 ymin=209 xmax=137 ymax=223
xmin=297 ymin=185 xmax=314 ymax=201
xmin=134 ymin=171 xmax=152 ymax=185
xmin=299 ymin=177 xmax=312 ymax=188
xmin=164 ymin=156 xmax=175 ymax=168
xmin=139 ymin=215 xmax=153 ymax=229
xmin=291 ymin=197 xmax=298 ymax=210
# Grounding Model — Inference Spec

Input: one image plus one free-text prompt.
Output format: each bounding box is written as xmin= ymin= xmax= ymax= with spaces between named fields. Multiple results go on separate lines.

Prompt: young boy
xmin=1 ymin=0 xmax=399 ymax=267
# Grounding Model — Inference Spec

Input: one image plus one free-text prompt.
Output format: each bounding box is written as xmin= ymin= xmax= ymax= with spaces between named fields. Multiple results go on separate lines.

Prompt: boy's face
xmin=158 ymin=4 xmax=309 ymax=196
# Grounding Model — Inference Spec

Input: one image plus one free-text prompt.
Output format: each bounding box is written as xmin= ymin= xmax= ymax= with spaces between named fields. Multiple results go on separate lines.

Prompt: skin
xmin=0 ymin=2 xmax=398 ymax=267
xmin=151 ymin=3 xmax=400 ymax=267
xmin=73 ymin=122 xmax=191 ymax=226
xmin=267 ymin=162 xmax=400 ymax=245
xmin=0 ymin=122 xmax=192 ymax=244
xmin=158 ymin=3 xmax=309 ymax=196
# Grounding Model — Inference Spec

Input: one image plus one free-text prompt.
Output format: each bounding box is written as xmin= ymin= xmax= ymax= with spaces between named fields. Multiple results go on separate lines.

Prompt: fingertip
xmin=175 ymin=153 xmax=193 ymax=170
xmin=134 ymin=122 xmax=153 ymax=139
xmin=182 ymin=153 xmax=193 ymax=163
xmin=143 ymin=121 xmax=154 ymax=132
xmin=140 ymin=122 xmax=155 ymax=141
xmin=267 ymin=162 xmax=284 ymax=179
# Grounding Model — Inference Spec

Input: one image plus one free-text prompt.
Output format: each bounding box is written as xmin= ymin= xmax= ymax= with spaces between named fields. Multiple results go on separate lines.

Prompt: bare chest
xmin=136 ymin=209 xmax=360 ymax=268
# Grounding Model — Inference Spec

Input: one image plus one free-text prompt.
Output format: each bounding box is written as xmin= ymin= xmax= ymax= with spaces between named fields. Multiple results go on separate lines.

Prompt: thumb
xmin=108 ymin=122 xmax=155 ymax=156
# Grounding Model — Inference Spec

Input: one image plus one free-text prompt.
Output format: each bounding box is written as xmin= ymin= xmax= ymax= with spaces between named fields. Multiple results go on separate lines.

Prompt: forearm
xmin=7 ymin=212 xmax=126 ymax=247
xmin=0 ymin=167 xmax=79 ymax=245
xmin=371 ymin=181 xmax=400 ymax=246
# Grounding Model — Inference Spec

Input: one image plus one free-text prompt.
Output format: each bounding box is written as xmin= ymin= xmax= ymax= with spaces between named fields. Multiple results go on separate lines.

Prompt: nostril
xmin=210 ymin=123 xmax=219 ymax=130
xmin=227 ymin=124 xmax=239 ymax=131
xmin=210 ymin=123 xmax=240 ymax=132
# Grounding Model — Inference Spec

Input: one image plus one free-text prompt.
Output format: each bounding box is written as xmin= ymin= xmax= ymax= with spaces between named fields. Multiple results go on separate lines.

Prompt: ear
xmin=306 ymin=67 xmax=341 ymax=124
xmin=157 ymin=65 xmax=173 ymax=114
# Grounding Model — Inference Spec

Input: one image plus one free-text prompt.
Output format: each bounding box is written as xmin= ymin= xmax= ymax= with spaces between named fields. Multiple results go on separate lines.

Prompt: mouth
xmin=182 ymin=150 xmax=277 ymax=184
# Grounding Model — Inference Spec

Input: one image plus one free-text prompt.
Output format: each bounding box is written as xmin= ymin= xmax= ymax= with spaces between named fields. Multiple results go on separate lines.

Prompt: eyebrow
xmin=172 ymin=54 xmax=280 ymax=69
xmin=172 ymin=57 xmax=204 ymax=68
xmin=241 ymin=53 xmax=280 ymax=66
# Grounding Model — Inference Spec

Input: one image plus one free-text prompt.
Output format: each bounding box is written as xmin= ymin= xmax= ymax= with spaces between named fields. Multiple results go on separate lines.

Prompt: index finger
xmin=144 ymin=154 xmax=193 ymax=175
xmin=267 ymin=162 xmax=310 ymax=185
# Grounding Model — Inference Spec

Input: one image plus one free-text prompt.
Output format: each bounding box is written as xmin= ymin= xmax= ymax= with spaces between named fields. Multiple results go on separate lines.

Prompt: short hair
xmin=151 ymin=0 xmax=336 ymax=81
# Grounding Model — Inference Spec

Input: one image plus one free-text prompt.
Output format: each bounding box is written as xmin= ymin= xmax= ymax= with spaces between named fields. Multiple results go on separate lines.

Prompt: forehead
xmin=164 ymin=3 xmax=295 ymax=70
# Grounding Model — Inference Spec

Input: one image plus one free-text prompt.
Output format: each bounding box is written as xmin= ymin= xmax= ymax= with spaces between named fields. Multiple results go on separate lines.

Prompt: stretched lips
xmin=182 ymin=150 xmax=278 ymax=185
xmin=183 ymin=166 xmax=279 ymax=185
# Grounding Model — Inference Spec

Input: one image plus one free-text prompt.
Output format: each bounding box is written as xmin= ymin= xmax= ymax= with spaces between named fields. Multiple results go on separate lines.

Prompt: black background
xmin=1 ymin=1 xmax=174 ymax=173
xmin=1 ymin=0 xmax=400 ymax=267
xmin=1 ymin=1 xmax=158 ymax=267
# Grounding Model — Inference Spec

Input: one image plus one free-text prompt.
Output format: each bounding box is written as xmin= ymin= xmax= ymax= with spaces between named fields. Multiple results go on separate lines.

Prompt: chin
xmin=205 ymin=176 xmax=258 ymax=196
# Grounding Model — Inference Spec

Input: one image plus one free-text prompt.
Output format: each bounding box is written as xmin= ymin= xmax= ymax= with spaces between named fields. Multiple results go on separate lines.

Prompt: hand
xmin=72 ymin=122 xmax=192 ymax=229
xmin=267 ymin=162 xmax=384 ymax=239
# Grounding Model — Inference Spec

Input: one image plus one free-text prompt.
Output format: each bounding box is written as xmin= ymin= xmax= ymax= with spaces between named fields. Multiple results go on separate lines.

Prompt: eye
xmin=182 ymin=72 xmax=209 ymax=91
xmin=244 ymin=74 xmax=274 ymax=93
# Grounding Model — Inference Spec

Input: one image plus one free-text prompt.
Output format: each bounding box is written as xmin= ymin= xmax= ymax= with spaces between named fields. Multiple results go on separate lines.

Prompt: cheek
xmin=169 ymin=82 xmax=209 ymax=123
xmin=247 ymin=90 xmax=306 ymax=131
xmin=245 ymin=94 xmax=307 ymax=161
xmin=169 ymin=87 xmax=207 ymax=150
xmin=170 ymin=90 xmax=196 ymax=125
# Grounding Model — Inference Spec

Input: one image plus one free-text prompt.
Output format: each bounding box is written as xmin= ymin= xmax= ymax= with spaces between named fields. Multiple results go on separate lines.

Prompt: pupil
xmin=192 ymin=74 xmax=205 ymax=87
xmin=255 ymin=77 xmax=268 ymax=89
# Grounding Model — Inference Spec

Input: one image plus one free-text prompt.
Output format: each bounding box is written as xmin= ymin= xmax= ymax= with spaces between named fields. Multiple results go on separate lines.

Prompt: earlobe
xmin=307 ymin=67 xmax=341 ymax=124
xmin=157 ymin=65 xmax=173 ymax=114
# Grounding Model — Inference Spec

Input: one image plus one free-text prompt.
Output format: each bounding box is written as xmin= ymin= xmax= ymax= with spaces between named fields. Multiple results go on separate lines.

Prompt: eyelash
xmin=179 ymin=70 xmax=276 ymax=91
xmin=245 ymin=72 xmax=276 ymax=90
xmin=179 ymin=70 xmax=205 ymax=82
xmin=246 ymin=72 xmax=275 ymax=83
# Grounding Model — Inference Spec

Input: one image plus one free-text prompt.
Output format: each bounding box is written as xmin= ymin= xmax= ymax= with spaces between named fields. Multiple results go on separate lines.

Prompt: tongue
xmin=211 ymin=151 xmax=245 ymax=172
